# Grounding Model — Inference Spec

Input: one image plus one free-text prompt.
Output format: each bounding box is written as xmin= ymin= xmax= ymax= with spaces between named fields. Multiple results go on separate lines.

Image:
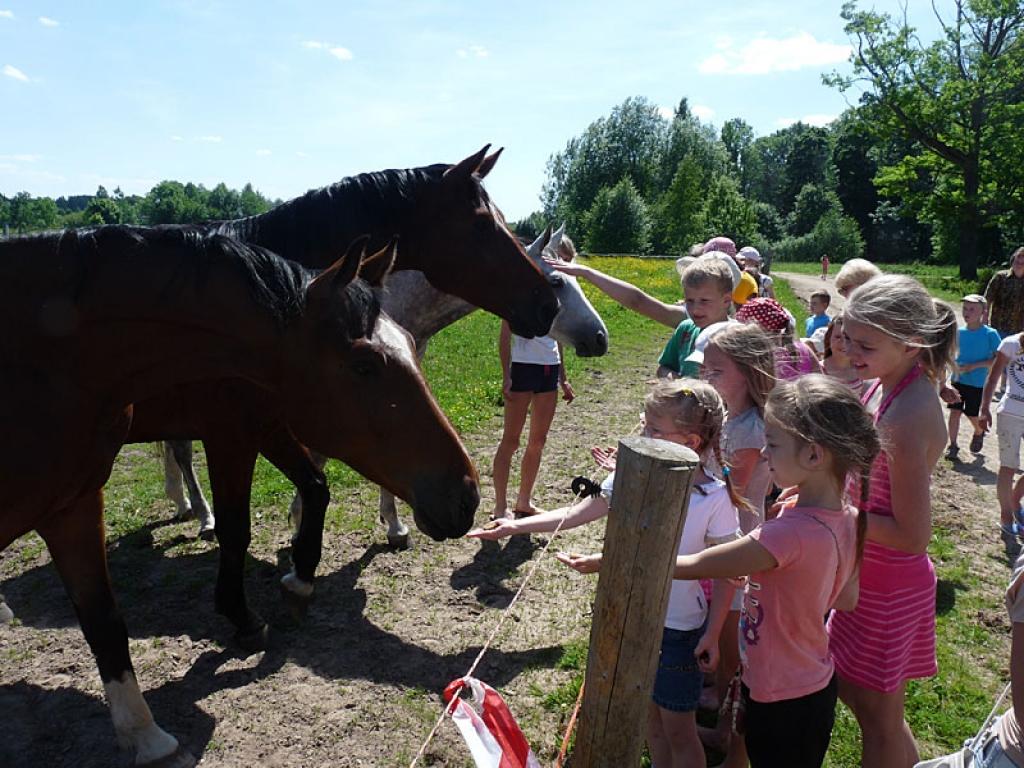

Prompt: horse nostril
xmin=595 ymin=330 xmax=608 ymax=355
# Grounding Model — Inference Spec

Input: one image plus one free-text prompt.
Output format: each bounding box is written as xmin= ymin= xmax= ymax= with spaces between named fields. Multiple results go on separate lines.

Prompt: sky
xmin=0 ymin=1 xmax=946 ymax=221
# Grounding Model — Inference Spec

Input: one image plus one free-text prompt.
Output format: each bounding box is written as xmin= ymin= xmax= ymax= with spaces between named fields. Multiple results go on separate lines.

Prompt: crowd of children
xmin=470 ymin=240 xmax=1024 ymax=767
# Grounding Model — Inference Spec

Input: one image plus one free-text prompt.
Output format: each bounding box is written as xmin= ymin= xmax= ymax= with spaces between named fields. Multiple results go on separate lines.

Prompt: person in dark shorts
xmin=945 ymin=295 xmax=1002 ymax=458
xmin=490 ymin=322 xmax=573 ymax=519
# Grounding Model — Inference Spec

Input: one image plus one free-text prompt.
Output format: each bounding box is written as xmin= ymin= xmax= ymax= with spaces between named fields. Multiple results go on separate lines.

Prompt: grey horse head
xmin=526 ymin=225 xmax=608 ymax=357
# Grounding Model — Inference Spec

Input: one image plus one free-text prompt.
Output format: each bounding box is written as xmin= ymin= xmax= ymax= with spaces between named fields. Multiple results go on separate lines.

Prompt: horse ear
xmin=549 ymin=224 xmax=564 ymax=254
xmin=308 ymin=235 xmax=367 ymax=301
xmin=443 ymin=145 xmax=491 ymax=182
xmin=475 ymin=147 xmax=503 ymax=179
xmin=359 ymin=237 xmax=397 ymax=287
xmin=526 ymin=226 xmax=551 ymax=260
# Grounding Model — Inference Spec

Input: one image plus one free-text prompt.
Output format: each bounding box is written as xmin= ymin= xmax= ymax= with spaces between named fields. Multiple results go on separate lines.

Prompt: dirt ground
xmin=1 ymin=276 xmax=1016 ymax=768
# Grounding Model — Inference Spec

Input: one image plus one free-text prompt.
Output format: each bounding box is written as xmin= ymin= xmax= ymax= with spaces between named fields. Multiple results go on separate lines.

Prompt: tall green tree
xmin=721 ymin=118 xmax=755 ymax=179
xmin=698 ymin=175 xmax=761 ymax=247
xmin=827 ymin=0 xmax=1024 ymax=279
xmin=583 ymin=177 xmax=652 ymax=254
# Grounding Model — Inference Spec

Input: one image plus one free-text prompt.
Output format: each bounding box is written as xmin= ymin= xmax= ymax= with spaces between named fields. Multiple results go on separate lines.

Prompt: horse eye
xmin=547 ymin=273 xmax=565 ymax=288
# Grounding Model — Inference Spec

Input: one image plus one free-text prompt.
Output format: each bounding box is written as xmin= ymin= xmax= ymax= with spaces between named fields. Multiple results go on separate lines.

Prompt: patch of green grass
xmin=772 ymin=260 xmax=986 ymax=304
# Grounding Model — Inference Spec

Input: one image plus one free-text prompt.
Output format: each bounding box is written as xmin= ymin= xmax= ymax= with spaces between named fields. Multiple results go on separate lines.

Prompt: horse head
xmin=526 ymin=225 xmax=608 ymax=357
xmin=285 ymin=236 xmax=479 ymax=540
xmin=404 ymin=145 xmax=559 ymax=339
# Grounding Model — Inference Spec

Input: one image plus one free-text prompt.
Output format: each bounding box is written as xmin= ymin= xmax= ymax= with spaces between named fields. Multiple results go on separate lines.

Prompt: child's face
xmin=683 ymin=282 xmax=732 ymax=329
xmin=962 ymin=301 xmax=984 ymax=325
xmin=842 ymin=317 xmax=918 ymax=380
xmin=763 ymin=416 xmax=810 ymax=488
xmin=643 ymin=408 xmax=699 ymax=451
xmin=701 ymin=344 xmax=749 ymax=408
xmin=829 ymin=319 xmax=847 ymax=358
xmin=810 ymin=297 xmax=828 ymax=316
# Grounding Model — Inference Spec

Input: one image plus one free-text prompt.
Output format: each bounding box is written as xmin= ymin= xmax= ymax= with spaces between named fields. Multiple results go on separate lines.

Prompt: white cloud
xmin=255 ymin=148 xmax=271 ymax=156
xmin=197 ymin=135 xmax=223 ymax=143
xmin=0 ymin=153 xmax=40 ymax=162
xmin=302 ymin=39 xmax=353 ymax=62
xmin=691 ymin=104 xmax=715 ymax=121
xmin=657 ymin=106 xmax=674 ymax=120
xmin=775 ymin=113 xmax=838 ymax=128
xmin=170 ymin=135 xmax=184 ymax=142
xmin=0 ymin=10 xmax=14 ymax=19
xmin=456 ymin=44 xmax=489 ymax=59
xmin=699 ymin=32 xmax=850 ymax=75
xmin=38 ymin=16 xmax=58 ymax=27
xmin=3 ymin=64 xmax=28 ymax=81
xmin=295 ymin=151 xmax=309 ymax=158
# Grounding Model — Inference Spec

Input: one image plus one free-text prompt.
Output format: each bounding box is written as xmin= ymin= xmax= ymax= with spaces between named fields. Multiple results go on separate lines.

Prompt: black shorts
xmin=509 ymin=362 xmax=559 ymax=393
xmin=947 ymin=381 xmax=984 ymax=417
xmin=743 ymin=675 xmax=837 ymax=768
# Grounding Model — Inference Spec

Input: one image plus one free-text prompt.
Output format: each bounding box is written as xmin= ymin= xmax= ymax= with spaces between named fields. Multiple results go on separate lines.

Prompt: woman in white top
xmin=491 ymin=323 xmax=574 ymax=518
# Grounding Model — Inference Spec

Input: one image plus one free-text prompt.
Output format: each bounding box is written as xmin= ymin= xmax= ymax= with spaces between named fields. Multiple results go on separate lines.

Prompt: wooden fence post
xmin=570 ymin=436 xmax=698 ymax=767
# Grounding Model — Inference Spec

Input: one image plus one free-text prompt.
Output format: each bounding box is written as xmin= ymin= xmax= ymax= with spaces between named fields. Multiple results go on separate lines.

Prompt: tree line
xmin=0 ymin=180 xmax=276 ymax=234
xmin=526 ymin=0 xmax=1023 ymax=280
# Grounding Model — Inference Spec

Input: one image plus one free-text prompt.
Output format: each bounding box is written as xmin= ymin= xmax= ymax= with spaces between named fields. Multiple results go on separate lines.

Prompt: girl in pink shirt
xmin=673 ymin=375 xmax=880 ymax=768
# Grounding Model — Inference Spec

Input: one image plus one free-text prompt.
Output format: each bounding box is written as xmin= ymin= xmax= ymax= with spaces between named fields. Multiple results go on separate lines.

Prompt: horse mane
xmin=64 ymin=226 xmax=313 ymax=328
xmin=215 ymin=163 xmax=485 ymax=266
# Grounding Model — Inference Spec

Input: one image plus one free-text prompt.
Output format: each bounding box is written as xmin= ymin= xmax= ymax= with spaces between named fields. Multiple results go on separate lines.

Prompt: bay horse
xmin=290 ymin=223 xmax=608 ymax=548
xmin=0 ymin=226 xmax=477 ymax=767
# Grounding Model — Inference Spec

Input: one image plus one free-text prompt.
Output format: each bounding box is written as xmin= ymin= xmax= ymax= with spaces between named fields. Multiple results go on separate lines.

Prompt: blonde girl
xmin=821 ymin=316 xmax=865 ymax=396
xmin=695 ymin=321 xmax=777 ymax=764
xmin=671 ymin=375 xmax=880 ymax=768
xmin=829 ymin=275 xmax=956 ymax=768
xmin=477 ymin=380 xmax=743 ymax=768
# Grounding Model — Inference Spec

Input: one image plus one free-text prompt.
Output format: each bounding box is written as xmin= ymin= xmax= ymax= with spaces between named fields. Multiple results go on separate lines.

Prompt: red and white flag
xmin=444 ymin=677 xmax=541 ymax=768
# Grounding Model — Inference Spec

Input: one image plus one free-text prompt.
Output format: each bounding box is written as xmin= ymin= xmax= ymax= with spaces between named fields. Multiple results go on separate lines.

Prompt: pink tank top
xmin=850 ymin=365 xmax=925 ymax=565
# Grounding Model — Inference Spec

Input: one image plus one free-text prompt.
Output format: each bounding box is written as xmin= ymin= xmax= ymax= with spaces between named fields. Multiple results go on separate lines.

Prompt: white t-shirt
xmin=601 ymin=472 xmax=739 ymax=631
xmin=996 ymin=333 xmax=1024 ymax=418
xmin=510 ymin=333 xmax=560 ymax=366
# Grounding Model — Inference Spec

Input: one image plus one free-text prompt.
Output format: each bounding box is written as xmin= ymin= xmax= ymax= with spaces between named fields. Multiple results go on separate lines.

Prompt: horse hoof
xmin=198 ymin=527 xmax=216 ymax=543
xmin=173 ymin=507 xmax=193 ymax=522
xmin=387 ymin=532 xmax=411 ymax=550
xmin=138 ymin=745 xmax=196 ymax=768
xmin=235 ymin=623 xmax=270 ymax=654
xmin=280 ymin=581 xmax=312 ymax=622
xmin=0 ymin=599 xmax=14 ymax=624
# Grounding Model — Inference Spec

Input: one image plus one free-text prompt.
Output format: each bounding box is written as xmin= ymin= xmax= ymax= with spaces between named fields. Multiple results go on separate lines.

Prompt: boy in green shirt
xmin=658 ymin=257 xmax=735 ymax=379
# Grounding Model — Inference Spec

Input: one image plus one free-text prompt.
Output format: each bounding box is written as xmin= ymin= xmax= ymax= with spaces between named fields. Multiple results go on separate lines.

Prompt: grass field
xmin=3 ymin=256 xmax=1011 ymax=766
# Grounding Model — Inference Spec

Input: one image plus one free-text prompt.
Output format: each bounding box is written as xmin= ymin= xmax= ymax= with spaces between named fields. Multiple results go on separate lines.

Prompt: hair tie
xmin=722 ymin=466 xmax=731 ymax=478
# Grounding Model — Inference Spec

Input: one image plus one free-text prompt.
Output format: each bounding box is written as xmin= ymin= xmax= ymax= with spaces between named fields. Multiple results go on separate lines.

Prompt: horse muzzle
xmin=410 ymin=474 xmax=480 ymax=541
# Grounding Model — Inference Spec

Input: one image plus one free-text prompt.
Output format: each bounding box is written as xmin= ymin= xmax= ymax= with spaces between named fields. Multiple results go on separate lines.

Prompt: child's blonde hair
xmin=765 ymin=375 xmax=880 ymax=561
xmin=645 ymin=379 xmax=752 ymax=514
xmin=844 ymin=275 xmax=958 ymax=383
xmin=704 ymin=323 xmax=777 ymax=414
xmin=681 ymin=258 xmax=733 ymax=295
xmin=834 ymin=258 xmax=882 ymax=296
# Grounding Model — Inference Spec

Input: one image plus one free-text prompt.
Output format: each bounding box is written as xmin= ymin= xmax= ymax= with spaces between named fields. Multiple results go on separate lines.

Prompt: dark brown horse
xmin=128 ymin=147 xmax=561 ymax=644
xmin=0 ymin=226 xmax=477 ymax=767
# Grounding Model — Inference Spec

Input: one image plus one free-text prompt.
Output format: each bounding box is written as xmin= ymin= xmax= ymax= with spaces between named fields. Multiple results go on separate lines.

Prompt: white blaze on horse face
xmin=373 ymin=315 xmax=420 ymax=371
xmin=104 ymin=673 xmax=184 ymax=764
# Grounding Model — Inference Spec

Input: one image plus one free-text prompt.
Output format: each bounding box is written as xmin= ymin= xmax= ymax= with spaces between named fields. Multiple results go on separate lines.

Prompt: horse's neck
xmin=379 ymin=271 xmax=475 ymax=346
xmin=41 ymin=242 xmax=283 ymax=406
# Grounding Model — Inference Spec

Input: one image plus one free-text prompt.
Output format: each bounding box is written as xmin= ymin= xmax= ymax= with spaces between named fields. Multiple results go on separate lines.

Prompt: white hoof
xmin=0 ymin=599 xmax=13 ymax=624
xmin=280 ymin=571 xmax=314 ymax=599
xmin=138 ymin=743 xmax=196 ymax=768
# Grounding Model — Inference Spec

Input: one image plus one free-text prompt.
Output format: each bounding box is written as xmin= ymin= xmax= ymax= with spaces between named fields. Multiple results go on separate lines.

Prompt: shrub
xmin=584 ymin=177 xmax=653 ymax=254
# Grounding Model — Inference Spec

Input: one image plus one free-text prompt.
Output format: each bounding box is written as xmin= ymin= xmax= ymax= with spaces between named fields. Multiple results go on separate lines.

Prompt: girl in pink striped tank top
xmin=827 ymin=275 xmax=958 ymax=768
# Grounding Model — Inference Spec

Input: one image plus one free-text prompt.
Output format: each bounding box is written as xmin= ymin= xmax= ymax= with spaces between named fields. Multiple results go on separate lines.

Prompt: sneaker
xmin=1014 ymin=507 xmax=1024 ymax=530
xmin=1002 ymin=522 xmax=1024 ymax=539
xmin=946 ymin=444 xmax=960 ymax=459
xmin=970 ymin=433 xmax=985 ymax=453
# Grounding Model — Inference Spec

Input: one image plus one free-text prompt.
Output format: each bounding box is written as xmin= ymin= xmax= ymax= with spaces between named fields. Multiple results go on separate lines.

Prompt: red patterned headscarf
xmin=736 ymin=297 xmax=789 ymax=332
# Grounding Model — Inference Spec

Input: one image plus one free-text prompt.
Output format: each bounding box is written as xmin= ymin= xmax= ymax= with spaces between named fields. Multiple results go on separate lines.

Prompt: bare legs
xmin=947 ymin=409 xmax=984 ymax=453
xmin=647 ymin=703 xmax=705 ymax=768
xmin=491 ymin=390 xmax=558 ymax=519
xmin=997 ymin=467 xmax=1024 ymax=526
xmin=839 ymin=676 xmax=918 ymax=768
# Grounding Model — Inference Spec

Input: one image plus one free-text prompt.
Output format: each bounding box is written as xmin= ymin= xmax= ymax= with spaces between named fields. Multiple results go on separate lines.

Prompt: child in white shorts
xmin=981 ymin=331 xmax=1024 ymax=536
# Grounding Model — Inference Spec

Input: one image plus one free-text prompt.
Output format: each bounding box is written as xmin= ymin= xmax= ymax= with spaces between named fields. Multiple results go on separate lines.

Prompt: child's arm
xmin=674 ymin=535 xmax=778 ymax=580
xmin=980 ymin=351 xmax=1009 ymax=431
xmin=546 ymin=259 xmax=686 ymax=329
xmin=467 ymin=495 xmax=610 ymax=540
xmin=728 ymin=448 xmax=761 ymax=498
xmin=557 ymin=342 xmax=574 ymax=402
xmin=694 ymin=578 xmax=737 ymax=672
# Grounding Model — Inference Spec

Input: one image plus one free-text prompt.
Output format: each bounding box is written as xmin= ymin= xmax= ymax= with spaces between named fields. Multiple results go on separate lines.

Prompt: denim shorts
xmin=652 ymin=626 xmax=705 ymax=712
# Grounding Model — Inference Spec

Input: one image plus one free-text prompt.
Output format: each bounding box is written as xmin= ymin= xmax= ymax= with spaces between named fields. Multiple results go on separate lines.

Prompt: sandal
xmin=970 ymin=433 xmax=985 ymax=453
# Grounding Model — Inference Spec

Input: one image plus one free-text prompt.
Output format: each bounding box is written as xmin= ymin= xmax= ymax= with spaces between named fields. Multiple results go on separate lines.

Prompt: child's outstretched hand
xmin=556 ymin=551 xmax=602 ymax=574
xmin=591 ymin=445 xmax=617 ymax=471
xmin=466 ymin=518 xmax=518 ymax=540
xmin=694 ymin=632 xmax=719 ymax=673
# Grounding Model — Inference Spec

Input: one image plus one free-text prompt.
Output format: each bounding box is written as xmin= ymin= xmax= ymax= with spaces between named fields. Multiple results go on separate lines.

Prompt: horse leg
xmin=203 ymin=437 xmax=267 ymax=651
xmin=287 ymin=449 xmax=328 ymax=536
xmin=169 ymin=440 xmax=215 ymax=541
xmin=378 ymin=489 xmax=410 ymax=550
xmin=162 ymin=441 xmax=191 ymax=521
xmin=38 ymin=490 xmax=193 ymax=767
xmin=259 ymin=428 xmax=329 ymax=619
